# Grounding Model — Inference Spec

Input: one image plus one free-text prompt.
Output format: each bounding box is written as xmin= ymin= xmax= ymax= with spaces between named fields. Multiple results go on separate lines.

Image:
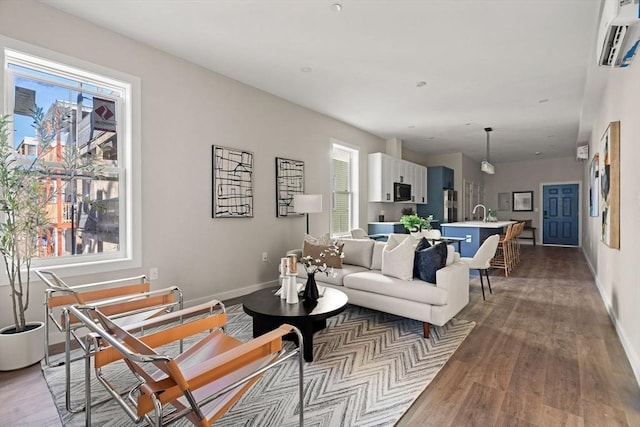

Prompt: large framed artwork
xmin=589 ymin=153 xmax=599 ymax=217
xmin=212 ymin=145 xmax=254 ymax=218
xmin=600 ymin=121 xmax=620 ymax=249
xmin=275 ymin=157 xmax=304 ymax=217
xmin=512 ymin=191 xmax=533 ymax=212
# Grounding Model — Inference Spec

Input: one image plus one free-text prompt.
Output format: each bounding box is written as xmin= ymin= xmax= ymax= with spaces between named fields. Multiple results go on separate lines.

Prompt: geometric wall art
xmin=599 ymin=121 xmax=620 ymax=249
xmin=212 ymin=145 xmax=254 ymax=218
xmin=589 ymin=152 xmax=599 ymax=217
xmin=275 ymin=157 xmax=304 ymax=217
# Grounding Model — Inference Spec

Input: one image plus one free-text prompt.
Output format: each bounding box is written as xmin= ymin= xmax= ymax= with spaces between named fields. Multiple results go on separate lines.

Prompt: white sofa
xmin=289 ymin=234 xmax=470 ymax=337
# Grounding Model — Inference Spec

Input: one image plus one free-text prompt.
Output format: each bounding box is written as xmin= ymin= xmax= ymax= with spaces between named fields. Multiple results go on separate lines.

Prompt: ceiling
xmin=42 ymin=0 xmax=610 ymax=163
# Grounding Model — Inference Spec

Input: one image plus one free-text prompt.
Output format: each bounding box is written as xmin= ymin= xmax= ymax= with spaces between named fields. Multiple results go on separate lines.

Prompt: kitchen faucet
xmin=472 ymin=204 xmax=487 ymax=222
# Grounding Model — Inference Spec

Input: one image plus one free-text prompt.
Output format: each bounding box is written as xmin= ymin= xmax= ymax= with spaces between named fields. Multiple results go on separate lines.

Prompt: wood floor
xmin=1 ymin=246 xmax=638 ymax=426
xmin=398 ymin=245 xmax=640 ymax=426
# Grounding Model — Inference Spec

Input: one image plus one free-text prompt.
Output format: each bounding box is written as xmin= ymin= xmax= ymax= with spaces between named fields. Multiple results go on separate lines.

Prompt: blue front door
xmin=543 ymin=184 xmax=579 ymax=246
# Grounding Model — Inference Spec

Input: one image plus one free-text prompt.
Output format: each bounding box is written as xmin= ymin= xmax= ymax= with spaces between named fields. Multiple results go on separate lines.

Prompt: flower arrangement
xmin=300 ymin=243 xmax=343 ymax=276
xmin=400 ymin=214 xmax=433 ymax=232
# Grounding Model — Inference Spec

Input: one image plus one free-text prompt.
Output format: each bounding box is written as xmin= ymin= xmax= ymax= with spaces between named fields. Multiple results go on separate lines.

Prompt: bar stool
xmin=491 ymin=223 xmax=515 ymax=276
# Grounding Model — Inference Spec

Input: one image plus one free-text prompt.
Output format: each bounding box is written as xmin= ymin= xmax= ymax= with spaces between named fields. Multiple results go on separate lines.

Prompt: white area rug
xmin=42 ymin=304 xmax=474 ymax=426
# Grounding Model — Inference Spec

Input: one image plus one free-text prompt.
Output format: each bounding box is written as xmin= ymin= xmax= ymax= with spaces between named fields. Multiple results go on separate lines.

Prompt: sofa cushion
xmin=298 ymin=263 xmax=368 ymax=286
xmin=339 ymin=238 xmax=375 ymax=269
xmin=302 ymin=240 xmax=344 ymax=269
xmin=382 ymin=234 xmax=415 ymax=281
xmin=370 ymin=241 xmax=385 ymax=270
xmin=344 ymin=270 xmax=448 ymax=305
xmin=414 ymin=242 xmax=448 ymax=283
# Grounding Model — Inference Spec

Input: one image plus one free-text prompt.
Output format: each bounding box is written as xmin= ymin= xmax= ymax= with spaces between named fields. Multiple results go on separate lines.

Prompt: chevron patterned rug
xmin=42 ymin=304 xmax=474 ymax=426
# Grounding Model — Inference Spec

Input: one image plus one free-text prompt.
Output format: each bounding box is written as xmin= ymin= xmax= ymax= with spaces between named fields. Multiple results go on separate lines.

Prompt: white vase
xmin=0 ymin=321 xmax=45 ymax=371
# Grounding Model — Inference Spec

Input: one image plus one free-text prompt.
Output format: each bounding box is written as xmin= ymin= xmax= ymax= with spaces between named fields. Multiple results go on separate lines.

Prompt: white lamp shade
xmin=294 ymin=194 xmax=323 ymax=214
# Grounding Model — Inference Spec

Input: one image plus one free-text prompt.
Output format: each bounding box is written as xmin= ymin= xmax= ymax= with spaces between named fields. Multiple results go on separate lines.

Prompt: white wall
xmin=483 ymin=157 xmax=582 ymax=237
xmin=0 ymin=1 xmax=385 ymax=330
xmin=582 ymin=63 xmax=640 ymax=384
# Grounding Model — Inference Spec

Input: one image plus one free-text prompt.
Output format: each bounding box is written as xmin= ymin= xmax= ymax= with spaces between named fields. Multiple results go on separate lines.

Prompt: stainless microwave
xmin=394 ymin=182 xmax=412 ymax=202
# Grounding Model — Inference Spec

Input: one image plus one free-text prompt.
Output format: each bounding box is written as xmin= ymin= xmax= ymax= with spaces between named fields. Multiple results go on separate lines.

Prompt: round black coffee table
xmin=242 ymin=287 xmax=348 ymax=362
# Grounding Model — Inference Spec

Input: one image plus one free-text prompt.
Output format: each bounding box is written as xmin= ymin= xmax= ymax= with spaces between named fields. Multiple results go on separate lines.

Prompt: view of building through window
xmin=5 ymin=51 xmax=124 ymax=261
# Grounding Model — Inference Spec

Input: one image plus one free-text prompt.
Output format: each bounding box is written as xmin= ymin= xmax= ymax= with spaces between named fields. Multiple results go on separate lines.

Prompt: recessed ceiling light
xmin=331 ymin=3 xmax=342 ymax=12
xmin=408 ymin=125 xmax=416 ymax=129
xmin=538 ymin=98 xmax=549 ymax=103
xmin=301 ymin=67 xmax=312 ymax=73
xmin=535 ymin=151 xmax=542 ymax=155
xmin=547 ymin=134 xmax=555 ymax=138
xmin=427 ymin=137 xmax=435 ymax=140
xmin=416 ymin=81 xmax=427 ymax=87
xmin=465 ymin=122 xmax=471 ymax=126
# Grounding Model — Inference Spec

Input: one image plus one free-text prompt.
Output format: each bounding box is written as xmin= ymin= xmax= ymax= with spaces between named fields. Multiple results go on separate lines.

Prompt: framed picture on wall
xmin=498 ymin=192 xmax=510 ymax=211
xmin=212 ymin=145 xmax=254 ymax=218
xmin=512 ymin=191 xmax=533 ymax=212
xmin=600 ymin=121 xmax=620 ymax=249
xmin=275 ymin=157 xmax=304 ymax=217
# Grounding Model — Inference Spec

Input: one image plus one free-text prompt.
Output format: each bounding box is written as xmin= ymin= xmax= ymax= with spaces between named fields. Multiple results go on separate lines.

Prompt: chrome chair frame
xmin=69 ymin=304 xmax=305 ymax=427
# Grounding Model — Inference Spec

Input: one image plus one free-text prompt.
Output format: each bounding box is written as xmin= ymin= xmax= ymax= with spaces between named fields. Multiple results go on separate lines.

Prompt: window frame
xmin=330 ymin=140 xmax=359 ymax=238
xmin=0 ymin=36 xmax=142 ymax=282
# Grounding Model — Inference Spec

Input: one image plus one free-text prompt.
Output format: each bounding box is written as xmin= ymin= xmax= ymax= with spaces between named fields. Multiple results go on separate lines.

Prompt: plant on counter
xmin=400 ymin=214 xmax=434 ymax=232
xmin=487 ymin=209 xmax=498 ymax=221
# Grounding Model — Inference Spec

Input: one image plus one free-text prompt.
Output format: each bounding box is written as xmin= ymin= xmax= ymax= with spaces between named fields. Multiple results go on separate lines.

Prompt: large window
xmin=1 ymin=39 xmax=140 ymax=276
xmin=331 ymin=142 xmax=359 ymax=237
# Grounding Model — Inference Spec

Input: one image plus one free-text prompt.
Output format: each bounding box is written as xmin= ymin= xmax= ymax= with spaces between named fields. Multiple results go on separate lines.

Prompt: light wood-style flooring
xmin=398 ymin=245 xmax=640 ymax=426
xmin=1 ymin=245 xmax=638 ymax=426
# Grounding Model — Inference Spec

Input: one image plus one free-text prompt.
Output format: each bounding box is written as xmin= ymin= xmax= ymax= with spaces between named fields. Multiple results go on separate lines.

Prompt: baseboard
xmin=186 ymin=279 xmax=279 ymax=307
xmin=582 ymin=247 xmax=640 ymax=387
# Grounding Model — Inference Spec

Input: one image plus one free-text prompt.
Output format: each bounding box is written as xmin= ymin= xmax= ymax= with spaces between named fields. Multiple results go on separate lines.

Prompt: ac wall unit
xmin=597 ymin=0 xmax=640 ymax=68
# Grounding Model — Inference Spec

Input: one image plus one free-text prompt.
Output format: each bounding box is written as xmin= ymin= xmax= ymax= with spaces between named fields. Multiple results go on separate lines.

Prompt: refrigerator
xmin=443 ymin=190 xmax=458 ymax=223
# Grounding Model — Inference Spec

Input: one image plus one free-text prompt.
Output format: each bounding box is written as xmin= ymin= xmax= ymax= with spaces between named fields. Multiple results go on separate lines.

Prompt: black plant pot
xmin=303 ymin=272 xmax=319 ymax=303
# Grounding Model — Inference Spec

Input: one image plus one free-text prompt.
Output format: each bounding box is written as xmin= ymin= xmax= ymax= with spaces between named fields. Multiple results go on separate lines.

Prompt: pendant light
xmin=481 ymin=127 xmax=495 ymax=174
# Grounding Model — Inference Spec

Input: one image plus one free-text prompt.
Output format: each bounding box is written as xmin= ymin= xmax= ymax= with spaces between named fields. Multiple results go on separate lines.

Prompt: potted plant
xmin=487 ymin=209 xmax=498 ymax=222
xmin=0 ymin=110 xmax=98 ymax=370
xmin=400 ymin=214 xmax=433 ymax=233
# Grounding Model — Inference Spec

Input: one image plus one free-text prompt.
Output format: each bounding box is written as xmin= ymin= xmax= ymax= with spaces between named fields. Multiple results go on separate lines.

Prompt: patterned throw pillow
xmin=413 ymin=242 xmax=448 ymax=283
xmin=304 ymin=233 xmax=333 ymax=246
xmin=302 ymin=240 xmax=344 ymax=269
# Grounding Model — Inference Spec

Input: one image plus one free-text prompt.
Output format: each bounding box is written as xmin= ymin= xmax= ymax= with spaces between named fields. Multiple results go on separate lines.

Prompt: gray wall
xmin=483 ymin=156 xmax=583 ymax=237
xmin=582 ymin=63 xmax=640 ymax=384
xmin=0 ymin=1 xmax=385 ymax=334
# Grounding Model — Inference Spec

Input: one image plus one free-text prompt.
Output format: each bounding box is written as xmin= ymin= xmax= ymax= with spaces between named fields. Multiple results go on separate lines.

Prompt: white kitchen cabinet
xmin=368 ymin=152 xmax=428 ymax=203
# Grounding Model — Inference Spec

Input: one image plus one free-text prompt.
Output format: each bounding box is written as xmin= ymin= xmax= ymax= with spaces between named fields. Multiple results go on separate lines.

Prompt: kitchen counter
xmin=441 ymin=220 xmax=516 ymax=229
xmin=440 ymin=221 xmax=515 ymax=258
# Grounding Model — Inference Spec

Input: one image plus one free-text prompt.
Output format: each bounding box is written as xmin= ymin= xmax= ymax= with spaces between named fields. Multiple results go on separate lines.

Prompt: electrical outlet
xmin=149 ymin=267 xmax=158 ymax=280
xmin=262 ymin=252 xmax=268 ymax=262
xmin=465 ymin=235 xmax=472 ymax=243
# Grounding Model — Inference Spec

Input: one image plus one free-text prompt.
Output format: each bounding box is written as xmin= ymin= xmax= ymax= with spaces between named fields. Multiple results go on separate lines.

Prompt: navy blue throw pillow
xmin=413 ymin=242 xmax=448 ymax=283
xmin=415 ymin=237 xmax=431 ymax=251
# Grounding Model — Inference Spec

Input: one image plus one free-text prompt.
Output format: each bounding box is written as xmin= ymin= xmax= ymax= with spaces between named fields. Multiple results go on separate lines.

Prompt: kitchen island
xmin=441 ymin=221 xmax=516 ymax=258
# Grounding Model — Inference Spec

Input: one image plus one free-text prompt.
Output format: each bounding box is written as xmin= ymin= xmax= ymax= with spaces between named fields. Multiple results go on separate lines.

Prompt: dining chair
xmin=460 ymin=234 xmax=500 ymax=300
